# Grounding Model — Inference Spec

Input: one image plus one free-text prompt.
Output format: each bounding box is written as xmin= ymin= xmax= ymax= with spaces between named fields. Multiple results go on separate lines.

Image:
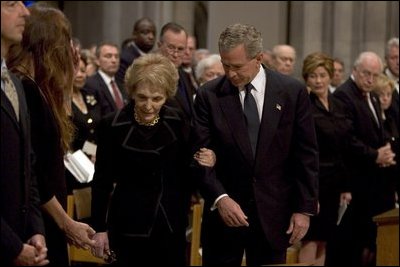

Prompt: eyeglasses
xmin=163 ymin=43 xmax=186 ymax=55
xmin=358 ymin=69 xmax=379 ymax=80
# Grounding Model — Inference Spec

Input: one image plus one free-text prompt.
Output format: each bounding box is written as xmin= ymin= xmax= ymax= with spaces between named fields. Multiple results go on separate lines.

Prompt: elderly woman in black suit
xmin=91 ymin=53 xmax=214 ymax=266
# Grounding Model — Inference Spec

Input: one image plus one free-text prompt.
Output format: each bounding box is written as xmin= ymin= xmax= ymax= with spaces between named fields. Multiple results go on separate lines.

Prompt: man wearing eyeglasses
xmin=333 ymin=51 xmax=397 ymax=266
xmin=193 ymin=23 xmax=319 ymax=266
xmin=158 ymin=22 xmax=196 ymax=123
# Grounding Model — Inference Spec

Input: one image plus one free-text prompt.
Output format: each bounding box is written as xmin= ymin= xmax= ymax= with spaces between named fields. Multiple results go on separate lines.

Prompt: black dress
xmin=21 ymin=76 xmax=69 ymax=266
xmin=304 ymin=92 xmax=353 ymax=241
xmin=66 ymin=87 xmax=102 ymax=193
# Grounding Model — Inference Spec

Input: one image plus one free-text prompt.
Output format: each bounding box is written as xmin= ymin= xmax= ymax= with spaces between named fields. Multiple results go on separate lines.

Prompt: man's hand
xmin=216 ymin=196 xmax=249 ymax=227
xmin=14 ymin=234 xmax=50 ymax=266
xmin=286 ymin=213 xmax=310 ymax=244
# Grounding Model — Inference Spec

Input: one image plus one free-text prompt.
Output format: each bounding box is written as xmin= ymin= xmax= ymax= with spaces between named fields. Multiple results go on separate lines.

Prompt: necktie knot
xmin=245 ymin=83 xmax=254 ymax=95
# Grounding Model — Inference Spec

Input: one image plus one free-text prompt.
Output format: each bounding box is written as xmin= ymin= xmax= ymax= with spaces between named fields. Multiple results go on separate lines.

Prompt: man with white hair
xmin=333 ymin=51 xmax=397 ymax=266
xmin=384 ymin=37 xmax=399 ymax=131
xmin=271 ymin=44 xmax=296 ymax=76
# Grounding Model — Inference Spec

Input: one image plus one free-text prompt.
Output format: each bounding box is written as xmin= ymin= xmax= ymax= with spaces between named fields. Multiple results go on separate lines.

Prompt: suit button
xmin=21 ymin=206 xmax=27 ymax=213
xmin=252 ymin=177 xmax=256 ymax=182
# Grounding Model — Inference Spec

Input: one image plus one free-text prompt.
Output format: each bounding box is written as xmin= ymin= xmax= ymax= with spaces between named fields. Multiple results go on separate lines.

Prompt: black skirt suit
xmin=305 ymin=92 xmax=353 ymax=241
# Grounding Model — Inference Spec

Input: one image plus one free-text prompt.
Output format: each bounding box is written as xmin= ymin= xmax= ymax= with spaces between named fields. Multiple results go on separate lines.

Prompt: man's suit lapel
xmin=218 ymin=81 xmax=254 ymax=163
xmin=257 ymin=69 xmax=284 ymax=158
xmin=1 ymin=91 xmax=19 ymax=129
xmin=1 ymin=74 xmax=25 ymax=130
xmin=96 ymin=73 xmax=116 ymax=109
xmin=176 ymin=68 xmax=194 ymax=117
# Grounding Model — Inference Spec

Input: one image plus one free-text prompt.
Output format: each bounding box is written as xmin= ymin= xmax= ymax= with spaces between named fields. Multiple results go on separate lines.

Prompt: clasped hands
xmin=376 ymin=143 xmax=396 ymax=168
xmin=14 ymin=234 xmax=49 ymax=266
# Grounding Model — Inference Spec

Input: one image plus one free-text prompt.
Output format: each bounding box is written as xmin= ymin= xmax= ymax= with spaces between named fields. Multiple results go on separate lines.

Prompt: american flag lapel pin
xmin=276 ymin=104 xmax=281 ymax=111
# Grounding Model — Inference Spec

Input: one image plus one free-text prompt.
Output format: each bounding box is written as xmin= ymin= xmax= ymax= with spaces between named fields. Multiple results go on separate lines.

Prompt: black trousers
xmin=201 ymin=201 xmax=286 ymax=266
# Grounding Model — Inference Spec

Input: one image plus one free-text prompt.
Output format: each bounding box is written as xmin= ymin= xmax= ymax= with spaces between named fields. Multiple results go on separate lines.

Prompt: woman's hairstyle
xmin=7 ymin=4 xmax=75 ymax=152
xmin=125 ymin=53 xmax=178 ymax=99
xmin=302 ymin=52 xmax=334 ymax=81
xmin=195 ymin=54 xmax=221 ymax=81
xmin=374 ymin=73 xmax=395 ymax=94
xmin=218 ymin=23 xmax=263 ymax=60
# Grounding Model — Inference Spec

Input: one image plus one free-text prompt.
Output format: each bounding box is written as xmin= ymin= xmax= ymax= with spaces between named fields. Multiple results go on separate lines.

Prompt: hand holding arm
xmin=194 ymin=147 xmax=216 ymax=167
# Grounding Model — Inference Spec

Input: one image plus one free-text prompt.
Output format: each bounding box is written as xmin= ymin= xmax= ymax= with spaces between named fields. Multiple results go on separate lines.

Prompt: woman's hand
xmin=64 ymin=218 xmax=96 ymax=249
xmin=194 ymin=147 xmax=216 ymax=167
xmin=91 ymin=232 xmax=109 ymax=259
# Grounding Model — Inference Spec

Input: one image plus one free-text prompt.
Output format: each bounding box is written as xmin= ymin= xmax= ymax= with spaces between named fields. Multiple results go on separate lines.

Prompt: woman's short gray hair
xmin=195 ymin=54 xmax=221 ymax=81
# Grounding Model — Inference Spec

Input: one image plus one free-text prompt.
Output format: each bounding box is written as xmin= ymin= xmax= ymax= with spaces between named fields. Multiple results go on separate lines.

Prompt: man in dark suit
xmin=158 ymin=22 xmax=196 ymax=123
xmin=115 ymin=17 xmax=156 ymax=86
xmin=384 ymin=38 xmax=399 ymax=134
xmin=1 ymin=1 xmax=48 ymax=265
xmin=333 ymin=51 xmax=397 ymax=266
xmin=193 ymin=23 xmax=319 ymax=266
xmin=85 ymin=42 xmax=127 ymax=116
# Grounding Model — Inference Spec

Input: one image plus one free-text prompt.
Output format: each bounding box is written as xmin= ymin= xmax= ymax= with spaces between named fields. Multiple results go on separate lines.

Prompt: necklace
xmin=134 ymin=110 xmax=160 ymax=126
xmin=72 ymin=92 xmax=88 ymax=114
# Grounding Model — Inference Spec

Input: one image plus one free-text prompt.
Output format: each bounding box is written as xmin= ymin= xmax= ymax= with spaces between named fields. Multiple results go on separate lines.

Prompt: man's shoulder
xmin=197 ymin=76 xmax=226 ymax=95
xmin=266 ymin=69 xmax=304 ymax=89
xmin=334 ymin=79 xmax=356 ymax=97
xmin=120 ymin=45 xmax=141 ymax=62
xmin=85 ymin=73 xmax=105 ymax=89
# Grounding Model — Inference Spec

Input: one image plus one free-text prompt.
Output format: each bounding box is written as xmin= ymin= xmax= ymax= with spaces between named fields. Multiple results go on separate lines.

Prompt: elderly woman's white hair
xmin=195 ymin=54 xmax=223 ymax=85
